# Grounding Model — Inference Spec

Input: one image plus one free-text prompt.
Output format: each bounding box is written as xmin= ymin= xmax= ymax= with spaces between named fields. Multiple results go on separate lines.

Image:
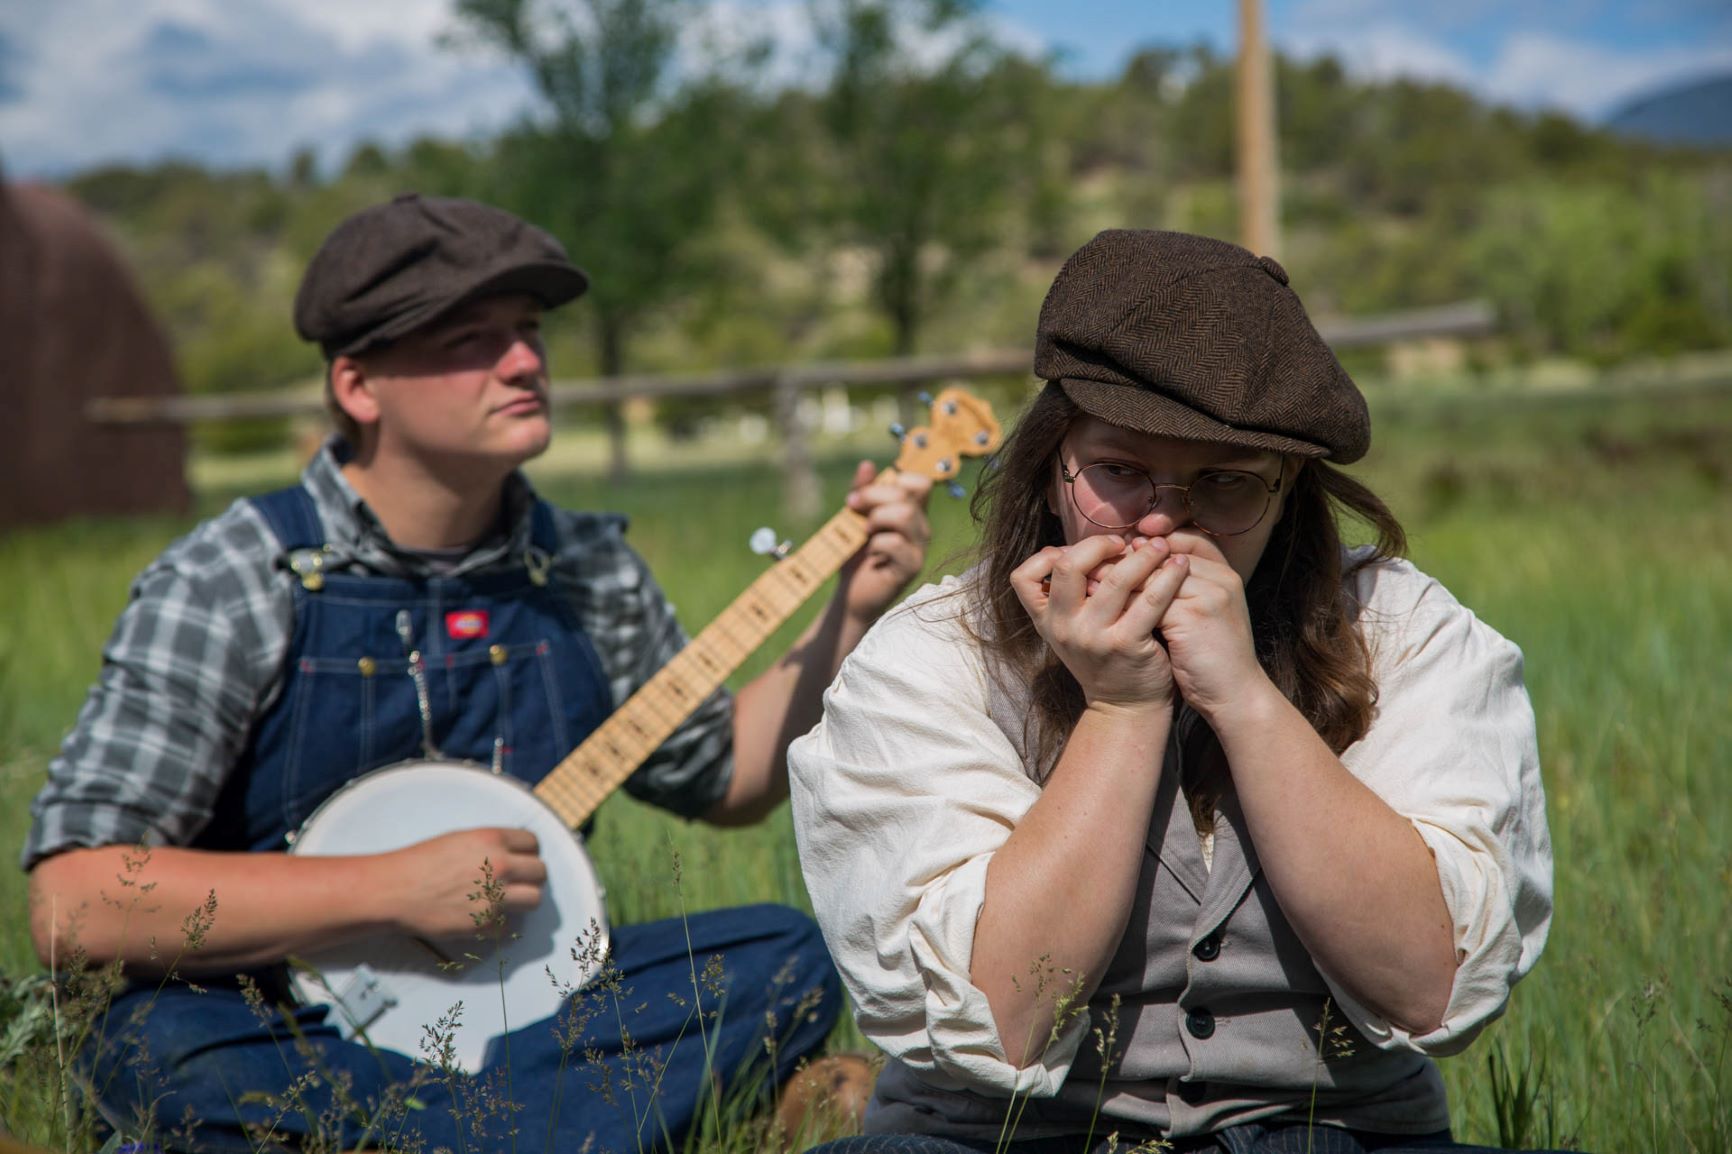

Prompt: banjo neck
xmin=530 ymin=384 xmax=1001 ymax=829
xmin=531 ymin=497 xmax=871 ymax=828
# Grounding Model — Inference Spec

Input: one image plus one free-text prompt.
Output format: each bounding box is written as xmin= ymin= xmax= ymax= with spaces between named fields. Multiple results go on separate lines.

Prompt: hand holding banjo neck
xmin=530 ymin=385 xmax=1002 ymax=828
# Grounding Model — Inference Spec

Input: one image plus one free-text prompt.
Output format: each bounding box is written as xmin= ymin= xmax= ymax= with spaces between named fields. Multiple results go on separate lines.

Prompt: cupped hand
xmin=839 ymin=461 xmax=934 ymax=624
xmin=1009 ymin=534 xmax=1190 ymax=712
xmin=1157 ymin=534 xmax=1271 ymax=721
xmin=383 ymin=827 xmax=547 ymax=941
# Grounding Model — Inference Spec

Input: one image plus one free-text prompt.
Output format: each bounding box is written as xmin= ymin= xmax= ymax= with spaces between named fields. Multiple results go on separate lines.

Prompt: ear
xmin=328 ymin=355 xmax=381 ymax=430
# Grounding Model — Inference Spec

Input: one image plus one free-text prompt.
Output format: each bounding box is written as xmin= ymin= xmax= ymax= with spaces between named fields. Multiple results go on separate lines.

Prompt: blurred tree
xmin=1277 ymin=54 xmax=1357 ymax=174
xmin=450 ymin=0 xmax=754 ymax=479
xmin=1468 ymin=173 xmax=1731 ymax=362
xmin=288 ymin=147 xmax=320 ymax=191
xmin=1063 ymin=47 xmax=1183 ymax=227
xmin=1166 ymin=44 xmax=1235 ymax=182
xmin=399 ymin=137 xmax=492 ymax=199
xmin=811 ymin=0 xmax=1053 ymax=356
xmin=343 ymin=142 xmax=392 ymax=180
xmin=1048 ymin=45 xmax=1225 ymax=241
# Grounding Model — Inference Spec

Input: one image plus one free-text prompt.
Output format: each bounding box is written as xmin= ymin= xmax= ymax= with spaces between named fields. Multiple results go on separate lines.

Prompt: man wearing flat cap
xmin=24 ymin=194 xmax=930 ymax=1151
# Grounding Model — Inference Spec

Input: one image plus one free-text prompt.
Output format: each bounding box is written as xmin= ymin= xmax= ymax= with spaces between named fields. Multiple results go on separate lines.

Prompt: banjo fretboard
xmin=530 ymin=502 xmax=870 ymax=827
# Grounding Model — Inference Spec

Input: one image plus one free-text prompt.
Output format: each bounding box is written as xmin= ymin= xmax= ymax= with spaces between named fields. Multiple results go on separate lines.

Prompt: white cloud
xmin=1289 ymin=0 xmax=1508 ymax=35
xmin=1483 ymin=31 xmax=1732 ymax=118
xmin=892 ymin=6 xmax=1047 ymax=72
xmin=0 ymin=0 xmax=1047 ymax=176
xmin=290 ymin=0 xmax=457 ymax=55
xmin=0 ymin=0 xmax=534 ymax=177
xmin=685 ymin=0 xmax=1046 ymax=88
xmin=1278 ymin=9 xmax=1732 ymax=120
xmin=680 ymin=0 xmax=823 ymax=88
xmin=1284 ymin=21 xmax=1478 ymax=89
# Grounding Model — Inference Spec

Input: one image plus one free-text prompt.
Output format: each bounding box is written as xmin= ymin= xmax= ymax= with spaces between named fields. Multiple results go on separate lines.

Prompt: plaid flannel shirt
xmin=23 ymin=444 xmax=733 ymax=869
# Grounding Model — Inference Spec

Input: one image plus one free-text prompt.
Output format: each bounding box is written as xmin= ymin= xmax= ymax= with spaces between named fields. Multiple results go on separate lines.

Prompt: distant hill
xmin=1605 ymin=73 xmax=1732 ymax=147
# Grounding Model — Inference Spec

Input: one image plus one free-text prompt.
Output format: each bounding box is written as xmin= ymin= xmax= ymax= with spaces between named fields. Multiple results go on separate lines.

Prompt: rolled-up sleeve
xmin=789 ymin=585 xmax=1086 ymax=1097
xmin=23 ymin=505 xmax=291 ymax=868
xmin=1328 ymin=560 xmax=1552 ymax=1057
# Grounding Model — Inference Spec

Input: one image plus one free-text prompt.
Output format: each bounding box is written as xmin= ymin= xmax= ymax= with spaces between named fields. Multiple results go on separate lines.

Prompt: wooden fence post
xmin=605 ymin=402 xmax=630 ymax=485
xmin=773 ymin=371 xmax=820 ymax=523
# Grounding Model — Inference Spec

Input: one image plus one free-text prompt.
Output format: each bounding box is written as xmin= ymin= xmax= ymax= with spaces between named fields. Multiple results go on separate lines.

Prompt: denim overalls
xmin=192 ymin=485 xmax=613 ymax=852
xmin=93 ymin=483 xmax=841 ymax=1153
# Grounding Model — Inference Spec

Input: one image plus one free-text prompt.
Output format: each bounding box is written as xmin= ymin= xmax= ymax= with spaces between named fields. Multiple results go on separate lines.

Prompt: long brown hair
xmin=964 ymin=385 xmax=1407 ymax=828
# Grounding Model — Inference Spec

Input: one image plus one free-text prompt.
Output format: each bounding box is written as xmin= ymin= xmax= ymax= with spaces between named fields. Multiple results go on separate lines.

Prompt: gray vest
xmin=867 ymin=682 xmax=1450 ymax=1142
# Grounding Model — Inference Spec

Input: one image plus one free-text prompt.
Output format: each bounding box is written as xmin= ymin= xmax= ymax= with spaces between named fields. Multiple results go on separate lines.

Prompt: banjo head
xmin=288 ymin=759 xmax=610 ymax=1072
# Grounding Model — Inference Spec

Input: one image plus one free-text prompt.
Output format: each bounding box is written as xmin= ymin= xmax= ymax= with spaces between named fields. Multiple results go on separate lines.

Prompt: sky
xmin=1 ymin=0 xmax=1729 ymax=179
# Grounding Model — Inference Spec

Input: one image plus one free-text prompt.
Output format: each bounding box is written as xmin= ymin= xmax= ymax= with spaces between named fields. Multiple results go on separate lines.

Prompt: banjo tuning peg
xmin=749 ymin=526 xmax=792 ymax=560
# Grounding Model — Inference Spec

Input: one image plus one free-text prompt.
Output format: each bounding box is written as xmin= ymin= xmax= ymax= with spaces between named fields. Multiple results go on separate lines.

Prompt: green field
xmin=3 ymin=385 xmax=1730 ymax=1152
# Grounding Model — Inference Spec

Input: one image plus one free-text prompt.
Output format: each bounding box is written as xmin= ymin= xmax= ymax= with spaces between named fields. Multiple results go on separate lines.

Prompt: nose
xmin=1134 ymin=485 xmax=1193 ymax=536
xmin=496 ymin=336 xmax=545 ymax=384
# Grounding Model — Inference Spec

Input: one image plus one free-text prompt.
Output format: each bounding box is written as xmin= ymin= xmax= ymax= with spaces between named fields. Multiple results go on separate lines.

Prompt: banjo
xmin=287 ymin=387 xmax=1001 ymax=1072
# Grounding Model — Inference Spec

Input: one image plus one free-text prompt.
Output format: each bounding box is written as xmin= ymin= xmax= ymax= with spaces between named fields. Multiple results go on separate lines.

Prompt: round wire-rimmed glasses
xmin=1060 ymin=461 xmax=1284 ymax=537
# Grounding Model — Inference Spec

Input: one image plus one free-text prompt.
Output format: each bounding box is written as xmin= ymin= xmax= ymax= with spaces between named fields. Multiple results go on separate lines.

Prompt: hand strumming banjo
xmin=287 ymin=387 xmax=1001 ymax=1072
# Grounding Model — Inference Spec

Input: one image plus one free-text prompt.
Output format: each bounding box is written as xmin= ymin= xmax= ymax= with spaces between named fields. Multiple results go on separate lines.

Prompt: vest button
xmin=1177 ymin=1080 xmax=1208 ymax=1105
xmin=1192 ymin=933 xmax=1221 ymax=962
xmin=1186 ymin=1007 xmax=1215 ymax=1040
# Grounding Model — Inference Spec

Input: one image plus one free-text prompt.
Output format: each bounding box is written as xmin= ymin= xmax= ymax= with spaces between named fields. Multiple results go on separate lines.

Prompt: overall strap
xmin=521 ymin=499 xmax=561 ymax=587
xmin=249 ymin=486 xmax=326 ymax=551
xmin=529 ymin=499 xmax=560 ymax=555
xmin=250 ymin=486 xmax=335 ymax=591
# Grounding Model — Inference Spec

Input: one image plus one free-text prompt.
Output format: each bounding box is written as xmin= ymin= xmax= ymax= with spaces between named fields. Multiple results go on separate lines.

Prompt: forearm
xmin=971 ymin=703 xmax=1171 ymax=1065
xmin=29 ymin=844 xmax=400 ymax=977
xmin=707 ymin=591 xmax=870 ymax=826
xmin=1209 ymin=683 xmax=1457 ymax=1033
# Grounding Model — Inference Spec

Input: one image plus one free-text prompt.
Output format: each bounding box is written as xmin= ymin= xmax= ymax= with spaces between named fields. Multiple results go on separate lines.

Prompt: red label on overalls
xmin=445 ymin=609 xmax=490 ymax=639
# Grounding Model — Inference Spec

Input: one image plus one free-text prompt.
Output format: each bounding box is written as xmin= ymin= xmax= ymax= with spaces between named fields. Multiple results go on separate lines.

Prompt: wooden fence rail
xmin=85 ymin=300 xmax=1498 ymax=520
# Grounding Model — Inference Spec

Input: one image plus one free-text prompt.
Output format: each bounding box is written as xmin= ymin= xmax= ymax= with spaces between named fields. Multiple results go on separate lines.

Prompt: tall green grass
xmin=2 ymin=388 xmax=1729 ymax=1151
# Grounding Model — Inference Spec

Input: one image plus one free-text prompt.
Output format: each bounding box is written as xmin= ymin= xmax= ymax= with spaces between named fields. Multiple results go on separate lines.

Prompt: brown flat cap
xmin=1034 ymin=229 xmax=1369 ymax=462
xmin=294 ymin=194 xmax=589 ymax=357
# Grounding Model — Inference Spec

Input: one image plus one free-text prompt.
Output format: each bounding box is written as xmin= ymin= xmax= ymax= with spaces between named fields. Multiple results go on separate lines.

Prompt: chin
xmin=498 ymin=421 xmax=554 ymax=463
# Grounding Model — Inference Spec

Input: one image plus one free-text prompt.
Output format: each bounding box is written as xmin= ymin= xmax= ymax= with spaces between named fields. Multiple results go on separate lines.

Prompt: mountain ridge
xmin=1605 ymin=72 xmax=1732 ymax=147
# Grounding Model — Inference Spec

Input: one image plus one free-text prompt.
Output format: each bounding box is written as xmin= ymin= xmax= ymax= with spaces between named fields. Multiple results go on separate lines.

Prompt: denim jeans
xmin=89 ymin=903 xmax=840 ymax=1153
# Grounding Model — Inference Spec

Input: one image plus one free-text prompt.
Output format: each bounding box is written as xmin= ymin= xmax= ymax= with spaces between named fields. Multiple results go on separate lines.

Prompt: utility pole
xmin=1237 ymin=0 xmax=1281 ymax=260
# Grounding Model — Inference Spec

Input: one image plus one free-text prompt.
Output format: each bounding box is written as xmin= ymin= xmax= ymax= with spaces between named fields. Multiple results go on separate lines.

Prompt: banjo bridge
xmin=318 ymin=962 xmax=400 ymax=1035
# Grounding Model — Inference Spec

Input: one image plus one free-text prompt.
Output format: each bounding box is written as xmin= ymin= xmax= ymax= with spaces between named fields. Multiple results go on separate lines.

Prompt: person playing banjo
xmin=23 ymin=194 xmax=933 ymax=1151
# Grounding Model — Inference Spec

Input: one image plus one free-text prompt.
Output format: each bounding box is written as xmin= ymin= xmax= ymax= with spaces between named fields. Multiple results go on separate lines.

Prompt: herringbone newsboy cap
xmin=1034 ymin=229 xmax=1369 ymax=462
xmin=295 ymin=194 xmax=589 ymax=358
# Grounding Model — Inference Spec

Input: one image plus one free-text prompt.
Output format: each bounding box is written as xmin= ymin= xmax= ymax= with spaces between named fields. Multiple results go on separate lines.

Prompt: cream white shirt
xmin=789 ymin=554 xmax=1553 ymax=1100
